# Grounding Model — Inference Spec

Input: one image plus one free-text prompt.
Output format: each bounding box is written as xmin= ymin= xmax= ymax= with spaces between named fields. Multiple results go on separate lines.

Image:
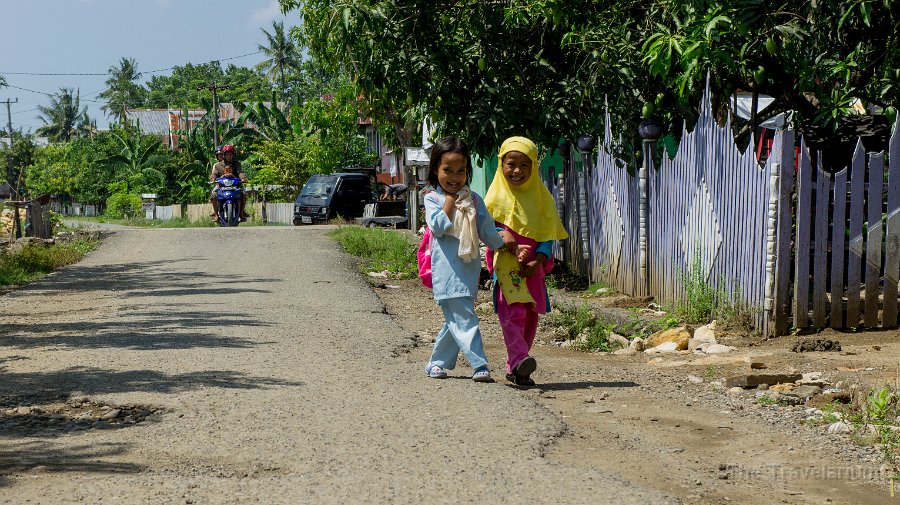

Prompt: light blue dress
xmin=424 ymin=187 xmax=505 ymax=371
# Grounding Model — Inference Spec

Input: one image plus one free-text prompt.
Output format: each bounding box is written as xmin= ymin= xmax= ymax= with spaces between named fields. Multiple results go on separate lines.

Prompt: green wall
xmin=471 ymin=144 xmax=562 ymax=197
xmin=471 ymin=150 xmax=498 ymax=197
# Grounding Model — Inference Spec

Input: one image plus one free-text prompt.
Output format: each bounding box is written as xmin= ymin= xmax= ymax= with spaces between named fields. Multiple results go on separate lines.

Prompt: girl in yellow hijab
xmin=485 ymin=136 xmax=568 ymax=387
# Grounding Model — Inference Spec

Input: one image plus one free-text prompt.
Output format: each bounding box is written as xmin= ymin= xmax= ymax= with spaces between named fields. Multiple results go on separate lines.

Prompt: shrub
xmin=105 ymin=192 xmax=142 ymax=219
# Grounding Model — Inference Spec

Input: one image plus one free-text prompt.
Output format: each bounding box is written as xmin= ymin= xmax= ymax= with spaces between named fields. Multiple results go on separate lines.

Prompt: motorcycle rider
xmin=209 ymin=145 xmax=248 ymax=222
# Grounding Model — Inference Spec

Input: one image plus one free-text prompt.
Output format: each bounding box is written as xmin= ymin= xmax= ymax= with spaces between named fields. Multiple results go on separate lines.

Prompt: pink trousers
xmin=496 ymin=301 xmax=539 ymax=374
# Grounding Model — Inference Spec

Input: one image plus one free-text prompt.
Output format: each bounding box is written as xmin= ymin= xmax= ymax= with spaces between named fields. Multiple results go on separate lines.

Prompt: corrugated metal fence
xmin=151 ymin=203 xmax=294 ymax=225
xmin=558 ymin=85 xmax=899 ymax=335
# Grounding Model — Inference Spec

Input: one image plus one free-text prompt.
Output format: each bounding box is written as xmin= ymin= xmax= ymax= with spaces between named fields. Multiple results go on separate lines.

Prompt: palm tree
xmin=256 ymin=21 xmax=300 ymax=96
xmin=100 ymin=57 xmax=146 ymax=125
xmin=36 ymin=88 xmax=91 ymax=142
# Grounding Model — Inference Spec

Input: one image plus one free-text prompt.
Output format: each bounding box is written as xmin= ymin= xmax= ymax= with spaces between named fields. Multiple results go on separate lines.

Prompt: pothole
xmin=0 ymin=395 xmax=167 ymax=435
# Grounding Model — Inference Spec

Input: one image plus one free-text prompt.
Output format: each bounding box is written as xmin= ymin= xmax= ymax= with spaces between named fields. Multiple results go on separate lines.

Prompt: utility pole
xmin=2 ymin=98 xmax=22 ymax=239
xmin=196 ymin=81 xmax=229 ymax=148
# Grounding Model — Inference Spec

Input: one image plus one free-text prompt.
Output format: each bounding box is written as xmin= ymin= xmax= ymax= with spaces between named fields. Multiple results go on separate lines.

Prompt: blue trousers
xmin=427 ymin=297 xmax=489 ymax=371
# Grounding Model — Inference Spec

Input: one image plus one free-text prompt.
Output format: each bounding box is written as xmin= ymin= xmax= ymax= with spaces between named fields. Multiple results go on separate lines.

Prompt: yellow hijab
xmin=484 ymin=137 xmax=568 ymax=242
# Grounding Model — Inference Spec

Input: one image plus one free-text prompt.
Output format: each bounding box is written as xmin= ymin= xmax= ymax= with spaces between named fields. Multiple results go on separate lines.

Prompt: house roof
xmin=125 ymin=109 xmax=206 ymax=135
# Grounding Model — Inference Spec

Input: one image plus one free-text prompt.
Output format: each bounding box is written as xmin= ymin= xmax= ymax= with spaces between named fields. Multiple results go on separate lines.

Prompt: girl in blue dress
xmin=423 ymin=137 xmax=518 ymax=381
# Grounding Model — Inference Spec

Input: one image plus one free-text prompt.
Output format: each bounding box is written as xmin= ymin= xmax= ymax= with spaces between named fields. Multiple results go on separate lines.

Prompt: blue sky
xmin=1 ymin=0 xmax=297 ymax=131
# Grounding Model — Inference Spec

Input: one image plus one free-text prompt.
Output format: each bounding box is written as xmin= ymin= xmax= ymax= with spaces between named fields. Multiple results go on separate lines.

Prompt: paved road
xmin=0 ymin=227 xmax=675 ymax=504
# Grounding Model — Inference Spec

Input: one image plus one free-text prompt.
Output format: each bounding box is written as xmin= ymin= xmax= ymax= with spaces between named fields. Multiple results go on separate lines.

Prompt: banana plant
xmin=226 ymin=91 xmax=302 ymax=144
xmin=103 ymin=129 xmax=166 ymax=193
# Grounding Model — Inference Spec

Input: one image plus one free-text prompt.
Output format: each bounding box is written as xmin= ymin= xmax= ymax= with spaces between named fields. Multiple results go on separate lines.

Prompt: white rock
xmin=612 ymin=348 xmax=637 ymax=355
xmin=728 ymin=387 xmax=744 ymax=395
xmin=645 ymin=341 xmax=679 ymax=353
xmin=802 ymin=372 xmax=823 ymax=382
xmin=101 ymin=409 xmax=121 ymax=420
xmin=693 ymin=322 xmax=717 ymax=342
xmin=367 ymin=271 xmax=389 ymax=278
xmin=704 ymin=344 xmax=734 ymax=354
xmin=629 ymin=338 xmax=645 ymax=352
xmin=687 ymin=374 xmax=704 ymax=384
xmin=607 ymin=333 xmax=630 ymax=351
xmin=692 ymin=341 xmax=713 ymax=353
xmin=595 ymin=287 xmax=611 ymax=295
xmin=827 ymin=421 xmax=851 ymax=434
xmin=689 ymin=337 xmax=719 ymax=351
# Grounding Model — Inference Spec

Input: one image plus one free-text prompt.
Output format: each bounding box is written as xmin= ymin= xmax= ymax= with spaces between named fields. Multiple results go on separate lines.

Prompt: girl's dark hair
xmin=428 ymin=136 xmax=473 ymax=188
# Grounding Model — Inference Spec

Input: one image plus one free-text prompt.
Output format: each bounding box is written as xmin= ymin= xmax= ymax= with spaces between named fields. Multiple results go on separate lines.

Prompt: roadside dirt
xmin=376 ymin=278 xmax=900 ymax=505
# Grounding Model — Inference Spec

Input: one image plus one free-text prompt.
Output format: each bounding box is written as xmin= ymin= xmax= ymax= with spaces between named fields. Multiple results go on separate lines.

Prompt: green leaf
xmin=704 ymin=15 xmax=731 ymax=37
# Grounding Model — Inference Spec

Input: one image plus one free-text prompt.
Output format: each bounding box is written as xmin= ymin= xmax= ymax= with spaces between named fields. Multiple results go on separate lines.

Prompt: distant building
xmin=124 ymin=109 xmax=206 ymax=149
xmin=0 ymin=137 xmax=50 ymax=148
xmin=126 ymin=102 xmax=286 ymax=149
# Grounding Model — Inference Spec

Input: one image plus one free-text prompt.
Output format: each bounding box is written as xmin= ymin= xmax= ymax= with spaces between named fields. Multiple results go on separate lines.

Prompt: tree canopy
xmin=257 ymin=21 xmax=303 ymax=96
xmin=283 ymin=0 xmax=899 ymax=154
xmin=36 ymin=88 xmax=92 ymax=142
xmin=100 ymin=57 xmax=147 ymax=125
xmin=144 ymin=62 xmax=273 ymax=109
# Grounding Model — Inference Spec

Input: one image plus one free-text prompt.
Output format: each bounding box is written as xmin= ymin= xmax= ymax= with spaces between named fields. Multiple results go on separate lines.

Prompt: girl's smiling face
xmin=435 ymin=152 xmax=468 ymax=194
xmin=502 ymin=150 xmax=532 ymax=187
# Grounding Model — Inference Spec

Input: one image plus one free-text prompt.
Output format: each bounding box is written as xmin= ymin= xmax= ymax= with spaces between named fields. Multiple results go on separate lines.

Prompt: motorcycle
xmin=214 ymin=176 xmax=244 ymax=227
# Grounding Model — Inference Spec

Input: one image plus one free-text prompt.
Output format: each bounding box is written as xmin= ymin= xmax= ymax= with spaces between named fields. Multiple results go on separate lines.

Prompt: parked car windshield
xmin=301 ymin=181 xmax=334 ymax=197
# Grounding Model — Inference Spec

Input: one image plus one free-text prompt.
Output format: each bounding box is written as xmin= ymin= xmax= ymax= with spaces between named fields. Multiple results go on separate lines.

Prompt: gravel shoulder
xmin=377 ymin=278 xmax=899 ymax=505
xmin=0 ymin=227 xmax=675 ymax=504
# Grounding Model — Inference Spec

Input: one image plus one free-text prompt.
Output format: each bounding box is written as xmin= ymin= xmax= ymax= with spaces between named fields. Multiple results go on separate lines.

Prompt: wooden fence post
xmin=864 ymin=153 xmax=884 ymax=327
xmin=793 ymin=141 xmax=813 ymax=329
xmin=884 ymin=117 xmax=900 ymax=327
xmin=772 ymin=131 xmax=795 ymax=336
xmin=830 ymin=168 xmax=848 ymax=328
xmin=639 ymin=139 xmax=653 ymax=297
xmin=764 ymin=161 xmax=780 ymax=335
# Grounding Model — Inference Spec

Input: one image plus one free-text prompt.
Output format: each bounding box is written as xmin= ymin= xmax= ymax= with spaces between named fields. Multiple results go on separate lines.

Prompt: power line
xmin=0 ymin=50 xmax=263 ymax=77
xmin=143 ymin=51 xmax=263 ymax=74
xmin=5 ymin=84 xmax=106 ymax=103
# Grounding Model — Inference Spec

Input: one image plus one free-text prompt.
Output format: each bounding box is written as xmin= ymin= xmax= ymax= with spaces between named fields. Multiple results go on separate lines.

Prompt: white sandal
xmin=425 ymin=364 xmax=447 ymax=379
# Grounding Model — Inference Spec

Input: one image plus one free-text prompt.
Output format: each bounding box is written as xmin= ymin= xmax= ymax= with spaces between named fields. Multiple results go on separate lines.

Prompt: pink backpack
xmin=416 ymin=227 xmax=433 ymax=289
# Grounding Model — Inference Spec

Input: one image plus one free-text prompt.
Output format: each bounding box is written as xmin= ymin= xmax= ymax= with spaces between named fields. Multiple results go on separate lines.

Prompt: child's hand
xmin=515 ymin=245 xmax=532 ymax=262
xmin=500 ymin=231 xmax=517 ymax=253
xmin=519 ymin=253 xmax=547 ymax=278
xmin=519 ymin=259 xmax=539 ymax=278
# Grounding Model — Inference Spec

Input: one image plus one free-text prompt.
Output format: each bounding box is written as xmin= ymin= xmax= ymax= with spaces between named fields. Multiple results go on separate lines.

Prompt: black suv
xmin=293 ymin=173 xmax=375 ymax=225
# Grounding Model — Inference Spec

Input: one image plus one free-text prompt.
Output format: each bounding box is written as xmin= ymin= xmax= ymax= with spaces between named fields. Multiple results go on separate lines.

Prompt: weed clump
xmin=542 ymin=303 xmax=612 ymax=352
xmin=329 ymin=226 xmax=417 ymax=278
xmin=0 ymin=237 xmax=98 ymax=287
xmin=671 ymin=251 xmax=757 ymax=330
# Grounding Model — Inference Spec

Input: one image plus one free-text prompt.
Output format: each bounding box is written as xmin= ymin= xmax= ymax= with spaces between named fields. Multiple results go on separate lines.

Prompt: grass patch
xmin=542 ymin=303 xmax=612 ymax=352
xmin=756 ymin=395 xmax=788 ymax=407
xmin=669 ymin=251 xmax=757 ymax=330
xmin=329 ymin=225 xmax=417 ymax=278
xmin=578 ymin=281 xmax=616 ymax=297
xmin=0 ymin=237 xmax=99 ymax=287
